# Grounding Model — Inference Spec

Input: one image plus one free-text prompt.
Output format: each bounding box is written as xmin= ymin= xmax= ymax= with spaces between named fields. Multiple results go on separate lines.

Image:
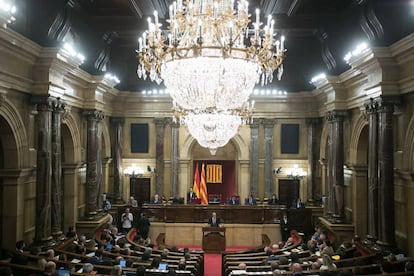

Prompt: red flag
xmin=192 ymin=162 xmax=200 ymax=198
xmin=199 ymin=163 xmax=208 ymax=205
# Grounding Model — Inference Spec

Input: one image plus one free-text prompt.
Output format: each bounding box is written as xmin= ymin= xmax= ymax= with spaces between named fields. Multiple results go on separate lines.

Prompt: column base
xmin=331 ymin=214 xmax=345 ymax=224
xmin=31 ymin=236 xmax=55 ymax=250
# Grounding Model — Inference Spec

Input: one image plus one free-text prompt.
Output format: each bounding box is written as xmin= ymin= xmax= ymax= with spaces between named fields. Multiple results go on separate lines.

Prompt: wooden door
xmin=278 ymin=179 xmax=299 ymax=207
xmin=130 ymin=177 xmax=150 ymax=205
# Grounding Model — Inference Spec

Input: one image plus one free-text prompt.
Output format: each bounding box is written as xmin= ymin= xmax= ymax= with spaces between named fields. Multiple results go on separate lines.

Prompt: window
xmin=281 ymin=124 xmax=299 ymax=154
xmin=130 ymin=123 xmax=149 ymax=153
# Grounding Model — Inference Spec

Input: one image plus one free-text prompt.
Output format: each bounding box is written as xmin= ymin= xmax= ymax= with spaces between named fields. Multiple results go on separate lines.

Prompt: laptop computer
xmin=158 ymin=263 xmax=168 ymax=270
xmin=119 ymin=259 xmax=126 ymax=267
xmin=58 ymin=269 xmax=70 ymax=276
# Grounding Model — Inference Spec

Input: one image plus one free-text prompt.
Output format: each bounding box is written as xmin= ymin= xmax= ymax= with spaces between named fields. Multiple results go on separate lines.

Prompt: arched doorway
xmin=349 ymin=116 xmax=369 ymax=237
xmin=61 ymin=115 xmax=81 ymax=232
xmin=0 ymin=115 xmax=19 ymax=249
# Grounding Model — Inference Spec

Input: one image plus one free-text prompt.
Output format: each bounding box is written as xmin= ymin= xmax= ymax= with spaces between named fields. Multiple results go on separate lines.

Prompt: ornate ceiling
xmin=10 ymin=0 xmax=414 ymax=92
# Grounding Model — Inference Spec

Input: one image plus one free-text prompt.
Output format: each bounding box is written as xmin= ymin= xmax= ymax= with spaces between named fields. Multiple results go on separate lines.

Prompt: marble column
xmin=326 ymin=110 xmax=346 ymax=222
xmin=249 ymin=119 xmax=260 ymax=196
xmin=51 ymin=98 xmax=65 ymax=236
xmin=31 ymin=96 xmax=54 ymax=243
xmin=377 ymin=97 xmax=398 ymax=248
xmin=110 ymin=117 xmax=124 ymax=203
xmin=306 ymin=118 xmax=320 ymax=203
xmin=170 ymin=121 xmax=179 ymax=197
xmin=84 ymin=110 xmax=104 ymax=218
xmin=264 ymin=119 xmax=275 ymax=197
xmin=154 ymin=118 xmax=166 ymax=195
xmin=364 ymin=98 xmax=379 ymax=240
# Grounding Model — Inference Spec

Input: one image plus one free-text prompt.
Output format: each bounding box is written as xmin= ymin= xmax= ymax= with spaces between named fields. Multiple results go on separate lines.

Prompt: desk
xmin=190 ymin=198 xmax=201 ymax=204
xmin=202 ymin=226 xmax=226 ymax=253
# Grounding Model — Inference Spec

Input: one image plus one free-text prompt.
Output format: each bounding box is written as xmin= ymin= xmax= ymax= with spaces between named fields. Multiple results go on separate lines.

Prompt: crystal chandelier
xmin=136 ymin=0 xmax=286 ymax=154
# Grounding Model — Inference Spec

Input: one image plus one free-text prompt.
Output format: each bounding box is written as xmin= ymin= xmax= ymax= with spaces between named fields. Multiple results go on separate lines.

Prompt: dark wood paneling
xmin=116 ymin=205 xmax=316 ymax=236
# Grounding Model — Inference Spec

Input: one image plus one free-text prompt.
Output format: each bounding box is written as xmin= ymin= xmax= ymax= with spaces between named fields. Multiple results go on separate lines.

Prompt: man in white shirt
xmin=121 ymin=207 xmax=133 ymax=234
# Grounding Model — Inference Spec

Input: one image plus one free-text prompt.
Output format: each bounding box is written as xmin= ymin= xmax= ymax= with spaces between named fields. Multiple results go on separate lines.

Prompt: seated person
xmin=268 ymin=194 xmax=279 ymax=205
xmin=292 ymin=198 xmax=305 ymax=209
xmin=245 ymin=194 xmax=257 ymax=205
xmin=150 ymin=194 xmax=162 ymax=204
xmin=228 ymin=195 xmax=240 ymax=205
xmin=126 ymin=196 xmax=138 ymax=207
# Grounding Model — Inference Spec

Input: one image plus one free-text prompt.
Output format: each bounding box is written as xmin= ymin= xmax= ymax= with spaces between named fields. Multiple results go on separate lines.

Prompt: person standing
xmin=121 ymin=207 xmax=133 ymax=234
xmin=208 ymin=212 xmax=221 ymax=227
xmin=280 ymin=213 xmax=289 ymax=242
xmin=102 ymin=198 xmax=112 ymax=213
xmin=137 ymin=213 xmax=151 ymax=239
xmin=187 ymin=188 xmax=197 ymax=203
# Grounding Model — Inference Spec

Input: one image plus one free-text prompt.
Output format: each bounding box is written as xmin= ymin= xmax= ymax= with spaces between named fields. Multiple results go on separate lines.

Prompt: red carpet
xmin=176 ymin=246 xmax=253 ymax=276
xmin=204 ymin=253 xmax=222 ymax=276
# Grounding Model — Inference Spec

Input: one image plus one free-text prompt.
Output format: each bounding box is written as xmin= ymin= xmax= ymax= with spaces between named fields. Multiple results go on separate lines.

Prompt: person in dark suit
xmin=137 ymin=212 xmax=151 ymax=239
xmin=245 ymin=194 xmax=257 ymax=205
xmin=293 ymin=198 xmax=305 ymax=209
xmin=208 ymin=212 xmax=221 ymax=227
xmin=228 ymin=195 xmax=240 ymax=205
xmin=187 ymin=188 xmax=197 ymax=203
xmin=268 ymin=194 xmax=279 ymax=205
xmin=280 ymin=213 xmax=289 ymax=242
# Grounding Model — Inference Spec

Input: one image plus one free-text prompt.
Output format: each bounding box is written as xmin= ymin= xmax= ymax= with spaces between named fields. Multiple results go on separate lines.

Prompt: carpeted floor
xmin=204 ymin=253 xmax=222 ymax=276
xmin=176 ymin=246 xmax=253 ymax=276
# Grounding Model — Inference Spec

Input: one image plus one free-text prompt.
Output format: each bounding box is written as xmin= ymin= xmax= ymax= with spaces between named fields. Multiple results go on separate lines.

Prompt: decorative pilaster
xmin=264 ymin=119 xmax=276 ymax=197
xmin=51 ymin=98 xmax=65 ymax=236
xmin=154 ymin=118 xmax=166 ymax=195
xmin=376 ymin=96 xmax=399 ymax=250
xmin=326 ymin=110 xmax=347 ymax=223
xmin=31 ymin=96 xmax=54 ymax=244
xmin=306 ymin=118 xmax=320 ymax=203
xmin=110 ymin=117 xmax=124 ymax=203
xmin=249 ymin=119 xmax=260 ymax=196
xmin=170 ymin=121 xmax=180 ymax=197
xmin=364 ymin=98 xmax=379 ymax=241
xmin=84 ymin=110 xmax=105 ymax=218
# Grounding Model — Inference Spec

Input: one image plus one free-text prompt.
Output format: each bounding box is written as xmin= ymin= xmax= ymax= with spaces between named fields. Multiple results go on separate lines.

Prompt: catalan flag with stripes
xmin=192 ymin=162 xmax=200 ymax=198
xmin=206 ymin=164 xmax=222 ymax=183
xmin=199 ymin=163 xmax=208 ymax=205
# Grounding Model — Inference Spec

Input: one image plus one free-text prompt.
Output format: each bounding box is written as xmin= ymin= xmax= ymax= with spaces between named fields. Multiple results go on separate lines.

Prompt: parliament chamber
xmin=1 ymin=0 xmax=414 ymax=275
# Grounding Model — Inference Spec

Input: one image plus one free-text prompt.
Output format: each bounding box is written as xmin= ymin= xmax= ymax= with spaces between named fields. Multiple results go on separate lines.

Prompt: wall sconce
xmin=273 ymin=167 xmax=282 ymax=174
xmin=286 ymin=164 xmax=307 ymax=180
xmin=124 ymin=163 xmax=144 ymax=178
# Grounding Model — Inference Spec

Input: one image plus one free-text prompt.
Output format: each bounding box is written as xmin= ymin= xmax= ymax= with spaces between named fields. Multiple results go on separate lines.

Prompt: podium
xmin=202 ymin=226 xmax=226 ymax=253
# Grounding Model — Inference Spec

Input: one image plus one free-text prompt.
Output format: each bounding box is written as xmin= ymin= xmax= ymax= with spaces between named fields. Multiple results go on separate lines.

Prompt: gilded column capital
xmin=250 ymin=118 xmax=261 ymax=128
xmin=110 ymin=117 xmax=125 ymax=125
xmin=154 ymin=117 xmax=168 ymax=127
xmin=31 ymin=95 xmax=56 ymax=112
xmin=376 ymin=96 xmax=400 ymax=113
xmin=326 ymin=110 xmax=348 ymax=123
xmin=83 ymin=109 xmax=105 ymax=121
xmin=364 ymin=98 xmax=379 ymax=114
xmin=263 ymin=118 xmax=276 ymax=128
xmin=306 ymin=118 xmax=321 ymax=126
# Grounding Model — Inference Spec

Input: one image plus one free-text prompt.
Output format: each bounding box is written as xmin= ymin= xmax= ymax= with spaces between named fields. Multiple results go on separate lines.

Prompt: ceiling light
xmin=136 ymin=0 xmax=286 ymax=154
